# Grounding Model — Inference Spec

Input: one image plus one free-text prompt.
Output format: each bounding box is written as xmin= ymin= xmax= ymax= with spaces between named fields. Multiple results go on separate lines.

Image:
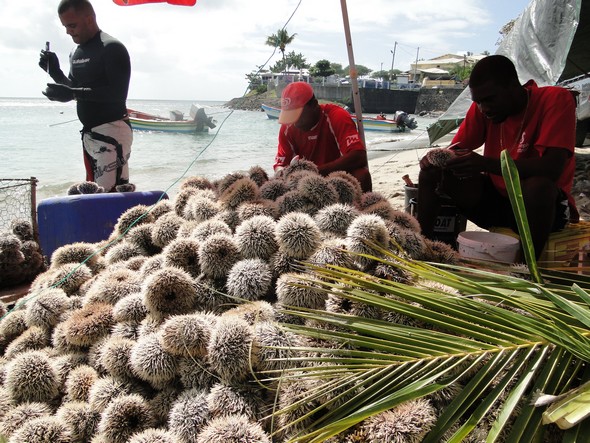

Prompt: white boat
xmin=128 ymin=104 xmax=216 ymax=134
xmin=261 ymin=103 xmax=280 ymax=119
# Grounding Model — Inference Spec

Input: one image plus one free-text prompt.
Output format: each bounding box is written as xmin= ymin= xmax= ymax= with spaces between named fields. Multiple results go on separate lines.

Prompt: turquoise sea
xmin=0 ymin=97 xmax=436 ymax=202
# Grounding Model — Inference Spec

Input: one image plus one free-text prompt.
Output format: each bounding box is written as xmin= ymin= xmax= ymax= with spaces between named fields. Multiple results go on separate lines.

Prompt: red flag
xmin=113 ymin=0 xmax=196 ymax=6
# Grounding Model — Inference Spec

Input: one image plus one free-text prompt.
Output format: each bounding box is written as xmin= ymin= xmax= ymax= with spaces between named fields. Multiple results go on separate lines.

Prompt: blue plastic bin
xmin=37 ymin=190 xmax=168 ymax=261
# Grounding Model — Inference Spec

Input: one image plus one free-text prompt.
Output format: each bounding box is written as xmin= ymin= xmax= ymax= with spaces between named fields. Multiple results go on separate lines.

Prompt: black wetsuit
xmin=68 ymin=30 xmax=130 ymax=130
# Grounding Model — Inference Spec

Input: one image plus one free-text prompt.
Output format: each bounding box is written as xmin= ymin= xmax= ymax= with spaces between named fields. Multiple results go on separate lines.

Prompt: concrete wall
xmin=276 ymin=83 xmax=466 ymax=114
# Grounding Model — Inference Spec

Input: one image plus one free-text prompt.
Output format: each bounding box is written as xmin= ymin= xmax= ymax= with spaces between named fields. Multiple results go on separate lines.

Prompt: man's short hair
xmin=469 ymin=55 xmax=519 ymax=88
xmin=58 ymin=0 xmax=95 ymax=16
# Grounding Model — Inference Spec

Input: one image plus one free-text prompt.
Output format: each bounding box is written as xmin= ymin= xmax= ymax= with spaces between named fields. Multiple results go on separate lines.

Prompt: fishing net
xmin=0 ymin=178 xmax=38 ymax=237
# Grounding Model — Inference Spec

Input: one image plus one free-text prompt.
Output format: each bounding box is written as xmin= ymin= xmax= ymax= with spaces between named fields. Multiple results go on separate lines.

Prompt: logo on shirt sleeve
xmin=345 ymin=134 xmax=360 ymax=147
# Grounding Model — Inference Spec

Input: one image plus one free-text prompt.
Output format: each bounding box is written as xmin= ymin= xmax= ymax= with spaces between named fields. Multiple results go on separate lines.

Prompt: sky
xmin=0 ymin=0 xmax=532 ymax=101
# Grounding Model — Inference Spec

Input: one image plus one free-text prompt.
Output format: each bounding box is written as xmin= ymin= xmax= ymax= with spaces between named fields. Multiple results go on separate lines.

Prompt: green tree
xmin=330 ymin=63 xmax=345 ymax=76
xmin=309 ymin=59 xmax=335 ymax=79
xmin=270 ymin=51 xmax=309 ymax=73
xmin=343 ymin=64 xmax=372 ymax=77
xmin=265 ymin=28 xmax=297 ymax=73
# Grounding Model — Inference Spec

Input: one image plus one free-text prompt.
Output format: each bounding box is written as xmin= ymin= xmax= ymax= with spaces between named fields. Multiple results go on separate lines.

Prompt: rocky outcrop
xmin=224 ymin=91 xmax=281 ymax=111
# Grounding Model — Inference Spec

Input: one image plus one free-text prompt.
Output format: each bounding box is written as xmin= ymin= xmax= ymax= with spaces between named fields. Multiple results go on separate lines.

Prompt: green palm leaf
xmin=267 ymin=250 xmax=590 ymax=442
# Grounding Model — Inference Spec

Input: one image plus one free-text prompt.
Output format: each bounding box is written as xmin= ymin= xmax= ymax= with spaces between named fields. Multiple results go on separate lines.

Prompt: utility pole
xmin=380 ymin=62 xmax=383 ymax=80
xmin=390 ymin=41 xmax=397 ymax=82
xmin=414 ymin=46 xmax=420 ymax=85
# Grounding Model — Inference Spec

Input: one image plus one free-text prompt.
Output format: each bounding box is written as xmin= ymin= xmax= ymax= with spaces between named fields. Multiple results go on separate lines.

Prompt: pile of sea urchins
xmin=0 ymin=219 xmax=46 ymax=289
xmin=0 ymin=161 xmax=459 ymax=442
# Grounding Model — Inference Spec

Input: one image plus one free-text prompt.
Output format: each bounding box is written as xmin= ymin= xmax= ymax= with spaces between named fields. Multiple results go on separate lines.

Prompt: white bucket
xmin=457 ymin=231 xmax=521 ymax=264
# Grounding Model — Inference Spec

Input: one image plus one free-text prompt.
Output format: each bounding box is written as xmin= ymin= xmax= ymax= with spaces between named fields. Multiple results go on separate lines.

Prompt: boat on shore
xmin=261 ymin=103 xmax=417 ymax=132
xmin=261 ymin=103 xmax=280 ymax=119
xmin=128 ymin=104 xmax=216 ymax=134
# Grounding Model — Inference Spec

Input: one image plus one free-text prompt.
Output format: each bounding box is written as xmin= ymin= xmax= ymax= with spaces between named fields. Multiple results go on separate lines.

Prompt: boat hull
xmin=127 ymin=108 xmax=210 ymax=134
xmin=261 ymin=103 xmax=280 ymax=119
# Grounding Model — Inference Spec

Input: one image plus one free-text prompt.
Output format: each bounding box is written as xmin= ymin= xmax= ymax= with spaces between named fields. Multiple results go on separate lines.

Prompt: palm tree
xmin=265 ymin=28 xmax=297 ymax=74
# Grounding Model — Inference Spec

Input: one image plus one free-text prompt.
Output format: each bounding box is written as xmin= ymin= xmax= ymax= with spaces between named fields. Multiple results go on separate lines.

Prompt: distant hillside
xmin=224 ymin=90 xmax=281 ymax=111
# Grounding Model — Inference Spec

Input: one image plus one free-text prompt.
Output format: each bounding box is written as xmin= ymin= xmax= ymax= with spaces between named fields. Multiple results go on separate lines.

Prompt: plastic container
xmin=37 ymin=190 xmax=168 ymax=261
xmin=457 ymin=231 xmax=521 ymax=264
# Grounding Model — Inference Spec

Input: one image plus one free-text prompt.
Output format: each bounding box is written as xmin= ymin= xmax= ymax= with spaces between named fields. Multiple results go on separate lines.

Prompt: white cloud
xmin=0 ymin=0 xmax=529 ymax=101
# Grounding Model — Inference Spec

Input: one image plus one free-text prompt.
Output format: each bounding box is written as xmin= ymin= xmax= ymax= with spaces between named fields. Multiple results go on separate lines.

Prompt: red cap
xmin=279 ymin=82 xmax=314 ymax=124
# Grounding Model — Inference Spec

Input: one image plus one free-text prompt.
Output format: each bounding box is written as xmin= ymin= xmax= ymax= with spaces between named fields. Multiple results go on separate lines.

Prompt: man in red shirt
xmin=418 ymin=55 xmax=578 ymax=258
xmin=273 ymin=82 xmax=372 ymax=192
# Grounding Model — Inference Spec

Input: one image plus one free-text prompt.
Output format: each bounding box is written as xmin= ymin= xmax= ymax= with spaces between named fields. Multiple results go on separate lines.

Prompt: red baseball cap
xmin=278 ymin=82 xmax=314 ymax=124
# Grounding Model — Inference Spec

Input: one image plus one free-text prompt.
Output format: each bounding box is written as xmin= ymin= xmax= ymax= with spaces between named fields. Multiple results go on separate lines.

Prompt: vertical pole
xmin=414 ymin=46 xmax=420 ymax=84
xmin=30 ymin=177 xmax=39 ymax=244
xmin=340 ymin=0 xmax=365 ymax=146
xmin=390 ymin=41 xmax=397 ymax=82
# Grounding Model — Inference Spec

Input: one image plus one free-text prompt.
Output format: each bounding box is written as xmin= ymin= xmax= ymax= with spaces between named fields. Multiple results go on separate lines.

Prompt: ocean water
xmin=0 ymin=97 xmax=437 ymax=202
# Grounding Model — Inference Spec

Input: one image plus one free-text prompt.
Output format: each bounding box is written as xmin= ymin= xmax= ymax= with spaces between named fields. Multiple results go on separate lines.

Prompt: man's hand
xmin=445 ymin=150 xmax=489 ymax=178
xmin=42 ymin=83 xmax=74 ymax=102
xmin=39 ymin=50 xmax=61 ymax=78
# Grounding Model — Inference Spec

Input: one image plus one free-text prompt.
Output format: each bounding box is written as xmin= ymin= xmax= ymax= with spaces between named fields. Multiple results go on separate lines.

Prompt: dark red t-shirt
xmin=274 ymin=104 xmax=366 ymax=170
xmin=452 ymin=80 xmax=577 ymax=215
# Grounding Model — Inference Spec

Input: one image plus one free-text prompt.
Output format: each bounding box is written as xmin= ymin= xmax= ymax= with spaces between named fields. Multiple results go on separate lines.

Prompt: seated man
xmin=273 ymin=82 xmax=372 ymax=192
xmin=418 ymin=55 xmax=578 ymax=259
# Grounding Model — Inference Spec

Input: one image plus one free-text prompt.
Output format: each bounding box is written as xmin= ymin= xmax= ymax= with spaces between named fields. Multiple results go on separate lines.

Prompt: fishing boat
xmin=352 ymin=112 xmax=418 ymax=133
xmin=261 ymin=103 xmax=416 ymax=132
xmin=261 ymin=103 xmax=280 ymax=119
xmin=128 ymin=104 xmax=216 ymax=134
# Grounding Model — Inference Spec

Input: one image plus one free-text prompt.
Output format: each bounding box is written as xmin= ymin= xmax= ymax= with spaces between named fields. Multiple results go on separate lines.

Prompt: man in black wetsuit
xmin=39 ymin=0 xmax=133 ymax=192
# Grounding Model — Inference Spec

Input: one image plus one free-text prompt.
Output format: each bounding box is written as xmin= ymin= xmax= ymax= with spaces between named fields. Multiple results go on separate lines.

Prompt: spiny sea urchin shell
xmin=276 ymin=272 xmax=327 ymax=310
xmin=98 ymin=336 xmax=135 ymax=379
xmin=142 ymin=267 xmax=198 ymax=321
xmin=84 ymin=268 xmax=142 ymax=306
xmin=313 ymin=203 xmax=359 ymax=238
xmin=253 ymin=321 xmax=301 ymax=373
xmin=112 ymin=293 xmax=148 ymax=323
xmin=9 ymin=415 xmax=71 ymax=443
xmin=183 ymin=195 xmax=222 ymax=222
xmin=211 ymin=209 xmax=240 ymax=232
xmin=56 ymin=401 xmax=101 ymax=442
xmin=234 ymin=215 xmax=278 ymax=261
xmin=259 ymin=178 xmax=289 ymax=201
xmin=346 ymin=213 xmax=390 ymax=270
xmin=104 ymin=241 xmax=144 ymax=264
xmin=0 ymin=402 xmax=53 ymax=437
xmin=221 ymin=300 xmax=276 ymax=325
xmin=425 ymin=147 xmax=455 ymax=167
xmin=361 ymin=397 xmax=436 ymax=442
xmin=5 ymin=350 xmax=59 ymax=404
xmin=25 ymin=287 xmax=71 ymax=329
xmin=151 ymin=212 xmax=184 ymax=248
xmin=198 ymin=233 xmax=241 ymax=280
xmin=139 ymin=255 xmax=165 ymax=278
xmin=159 ymin=313 xmax=215 ymax=358
xmin=163 ymin=238 xmax=201 ymax=278
xmin=362 ymin=199 xmax=397 ymax=221
xmin=130 ymin=333 xmax=178 ymax=386
xmin=4 ymin=325 xmax=50 ymax=359
xmin=248 ymin=165 xmax=269 ymax=187
xmin=47 ymin=262 xmax=93 ymax=296
xmin=219 ymin=177 xmax=260 ymax=211
xmin=196 ymin=414 xmax=271 ymax=443
xmin=127 ymin=428 xmax=178 ymax=443
xmin=236 ymin=200 xmax=278 ymax=221
xmin=206 ymin=383 xmax=262 ymax=420
xmin=97 ymin=393 xmax=156 ymax=443
xmin=422 ymin=238 xmax=460 ymax=264
xmin=190 ymin=219 xmax=232 ymax=242
xmin=149 ymin=198 xmax=173 ymax=219
xmin=114 ymin=204 xmax=155 ymax=237
xmin=88 ymin=375 xmax=131 ymax=412
xmin=207 ymin=316 xmax=256 ymax=383
xmin=50 ymin=242 xmax=101 ymax=273
xmin=284 ymin=158 xmax=319 ymax=177
xmin=390 ymin=227 xmax=428 ymax=259
xmin=275 ymin=212 xmax=321 ymax=259
xmin=326 ymin=172 xmax=362 ymax=204
xmin=180 ymin=176 xmax=214 ymax=192
xmin=0 ymin=309 xmax=27 ymax=342
xmin=297 ymin=174 xmax=339 ymax=209
xmin=63 ymin=302 xmax=114 ymax=347
xmin=126 ymin=224 xmax=161 ymax=256
xmin=359 ymin=191 xmax=388 ymax=210
xmin=64 ymin=364 xmax=98 ymax=402
xmin=226 ymin=259 xmax=272 ymax=302
xmin=214 ymin=172 xmax=247 ymax=196
xmin=177 ymin=354 xmax=216 ymax=391
xmin=10 ymin=218 xmax=34 ymax=241
xmin=308 ymin=238 xmax=355 ymax=269
xmin=168 ymin=388 xmax=210 ymax=442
